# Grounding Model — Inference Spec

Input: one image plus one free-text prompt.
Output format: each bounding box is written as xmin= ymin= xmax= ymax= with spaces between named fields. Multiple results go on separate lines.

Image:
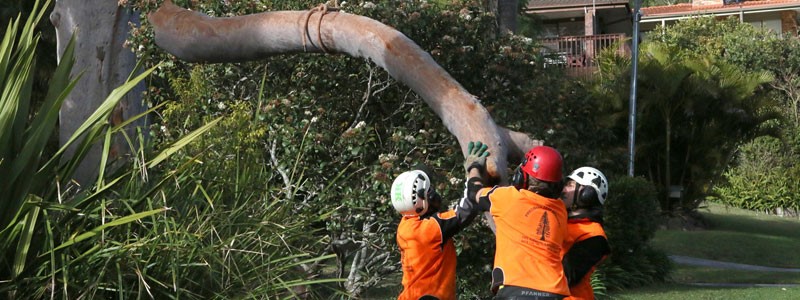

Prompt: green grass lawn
xmin=650 ymin=202 xmax=800 ymax=268
xmin=670 ymin=265 xmax=800 ymax=284
xmin=611 ymin=202 xmax=800 ymax=299
xmin=613 ymin=283 xmax=800 ymax=300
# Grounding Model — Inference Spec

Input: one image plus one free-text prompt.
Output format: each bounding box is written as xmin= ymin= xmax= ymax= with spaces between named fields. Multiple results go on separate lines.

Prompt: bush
xmin=600 ymin=176 xmax=672 ymax=290
xmin=714 ymin=123 xmax=800 ymax=214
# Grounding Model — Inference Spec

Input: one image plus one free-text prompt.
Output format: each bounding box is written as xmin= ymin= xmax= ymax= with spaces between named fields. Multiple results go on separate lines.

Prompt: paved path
xmin=686 ymin=283 xmax=799 ymax=288
xmin=669 ymin=255 xmax=800 ymax=288
xmin=669 ymin=255 xmax=800 ymax=272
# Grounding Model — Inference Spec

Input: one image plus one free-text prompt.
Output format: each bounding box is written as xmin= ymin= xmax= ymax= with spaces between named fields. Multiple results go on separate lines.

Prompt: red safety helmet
xmin=520 ymin=146 xmax=563 ymax=183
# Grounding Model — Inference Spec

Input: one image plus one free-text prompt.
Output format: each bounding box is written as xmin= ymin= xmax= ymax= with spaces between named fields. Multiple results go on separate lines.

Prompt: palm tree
xmin=592 ymin=40 xmax=780 ymax=213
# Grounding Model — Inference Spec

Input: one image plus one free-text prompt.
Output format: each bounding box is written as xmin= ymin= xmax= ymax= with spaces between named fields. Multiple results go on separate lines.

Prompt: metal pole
xmin=628 ymin=0 xmax=641 ymax=177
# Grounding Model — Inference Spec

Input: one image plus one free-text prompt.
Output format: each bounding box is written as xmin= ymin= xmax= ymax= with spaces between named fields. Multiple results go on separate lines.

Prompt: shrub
xmin=714 ymin=123 xmax=800 ymax=214
xmin=600 ymin=176 xmax=672 ymax=290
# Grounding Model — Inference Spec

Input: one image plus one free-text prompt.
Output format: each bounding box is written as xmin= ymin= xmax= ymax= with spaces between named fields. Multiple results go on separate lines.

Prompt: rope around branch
xmin=302 ymin=3 xmax=340 ymax=53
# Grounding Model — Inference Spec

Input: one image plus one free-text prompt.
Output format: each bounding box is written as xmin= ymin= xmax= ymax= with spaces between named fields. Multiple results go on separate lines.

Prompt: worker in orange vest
xmin=473 ymin=145 xmax=570 ymax=299
xmin=391 ymin=141 xmax=490 ymax=300
xmin=560 ymin=167 xmax=611 ymax=300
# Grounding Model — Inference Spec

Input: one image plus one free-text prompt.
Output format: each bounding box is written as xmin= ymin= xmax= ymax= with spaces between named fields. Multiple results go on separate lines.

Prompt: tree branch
xmin=149 ymin=1 xmax=544 ymax=182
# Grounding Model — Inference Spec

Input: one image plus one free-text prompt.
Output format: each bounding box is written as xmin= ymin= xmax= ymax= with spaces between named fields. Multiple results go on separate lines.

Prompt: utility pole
xmin=628 ymin=0 xmax=641 ymax=177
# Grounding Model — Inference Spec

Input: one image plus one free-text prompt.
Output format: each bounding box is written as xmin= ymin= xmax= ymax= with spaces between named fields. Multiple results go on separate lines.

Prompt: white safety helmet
xmin=390 ymin=170 xmax=431 ymax=217
xmin=567 ymin=167 xmax=609 ymax=205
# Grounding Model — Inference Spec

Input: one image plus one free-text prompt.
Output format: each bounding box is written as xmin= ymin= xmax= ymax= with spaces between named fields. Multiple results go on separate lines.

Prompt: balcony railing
xmin=540 ymin=34 xmax=629 ymax=74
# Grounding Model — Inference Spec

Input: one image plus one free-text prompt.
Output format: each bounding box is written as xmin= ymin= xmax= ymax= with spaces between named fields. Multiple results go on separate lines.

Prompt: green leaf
xmin=50 ymin=207 xmax=168 ymax=253
xmin=147 ymin=117 xmax=222 ymax=169
xmin=12 ymin=195 xmax=41 ymax=278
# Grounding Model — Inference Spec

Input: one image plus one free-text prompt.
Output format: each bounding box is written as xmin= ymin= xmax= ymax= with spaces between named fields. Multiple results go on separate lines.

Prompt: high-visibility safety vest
xmin=562 ymin=219 xmax=609 ymax=300
xmin=396 ymin=210 xmax=458 ymax=300
xmin=478 ymin=186 xmax=570 ymax=296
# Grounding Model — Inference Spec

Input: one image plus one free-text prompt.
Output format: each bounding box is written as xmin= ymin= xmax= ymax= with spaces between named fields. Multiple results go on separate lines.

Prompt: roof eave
xmin=524 ymin=3 xmax=630 ymax=14
xmin=641 ymin=3 xmax=800 ymax=21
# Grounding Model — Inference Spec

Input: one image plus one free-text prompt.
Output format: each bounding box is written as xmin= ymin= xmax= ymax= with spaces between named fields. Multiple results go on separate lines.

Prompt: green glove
xmin=464 ymin=141 xmax=490 ymax=174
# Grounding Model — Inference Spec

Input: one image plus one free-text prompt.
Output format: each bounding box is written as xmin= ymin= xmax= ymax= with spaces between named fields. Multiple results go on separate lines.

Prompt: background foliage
xmin=600 ymin=176 xmax=672 ymax=290
xmin=652 ymin=17 xmax=800 ymax=215
xmin=592 ymin=17 xmax=783 ymax=214
xmin=714 ymin=124 xmax=800 ymax=214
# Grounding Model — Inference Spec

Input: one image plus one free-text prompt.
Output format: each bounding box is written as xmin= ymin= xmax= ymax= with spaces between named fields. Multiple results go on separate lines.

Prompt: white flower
xmin=419 ymin=129 xmax=427 ymax=134
xmin=217 ymin=102 xmax=227 ymax=110
xmin=522 ymin=36 xmax=533 ymax=44
xmin=361 ymin=2 xmax=375 ymax=9
xmin=404 ymin=135 xmax=416 ymax=143
xmin=311 ymin=116 xmax=319 ymax=123
xmin=512 ymin=35 xmax=533 ymax=44
xmin=379 ymin=153 xmax=399 ymax=163
xmin=546 ymin=129 xmax=555 ymax=135
xmin=355 ymin=121 xmax=366 ymax=129
xmin=304 ymin=110 xmax=312 ymax=116
xmin=449 ymin=177 xmax=463 ymax=185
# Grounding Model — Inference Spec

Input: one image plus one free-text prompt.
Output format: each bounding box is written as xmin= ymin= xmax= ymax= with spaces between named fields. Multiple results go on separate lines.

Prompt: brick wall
xmin=782 ymin=10 xmax=798 ymax=36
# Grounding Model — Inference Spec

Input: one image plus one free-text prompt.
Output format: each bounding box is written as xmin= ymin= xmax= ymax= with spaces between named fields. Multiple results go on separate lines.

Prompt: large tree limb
xmin=149 ymin=1 xmax=541 ymax=181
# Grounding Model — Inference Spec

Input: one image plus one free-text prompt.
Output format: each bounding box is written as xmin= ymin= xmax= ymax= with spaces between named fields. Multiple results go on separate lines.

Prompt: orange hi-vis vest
xmin=396 ymin=210 xmax=458 ymax=300
xmin=562 ymin=219 xmax=608 ymax=300
xmin=478 ymin=186 xmax=569 ymax=296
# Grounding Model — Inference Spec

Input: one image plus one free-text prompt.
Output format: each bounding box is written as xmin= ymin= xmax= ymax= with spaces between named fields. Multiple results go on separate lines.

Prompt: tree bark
xmin=51 ymin=0 xmax=146 ymax=185
xmin=148 ymin=0 xmax=542 ymax=181
xmin=497 ymin=0 xmax=519 ymax=35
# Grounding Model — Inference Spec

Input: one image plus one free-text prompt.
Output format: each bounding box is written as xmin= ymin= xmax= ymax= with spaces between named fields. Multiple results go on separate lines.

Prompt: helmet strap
xmin=512 ymin=162 xmax=527 ymax=190
xmin=570 ymin=184 xmax=581 ymax=211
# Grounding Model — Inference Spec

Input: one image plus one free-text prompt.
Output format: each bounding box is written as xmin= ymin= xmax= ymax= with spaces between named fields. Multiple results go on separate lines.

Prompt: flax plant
xmin=2 ymin=1 xmax=345 ymax=298
xmin=0 ymin=1 xmax=214 ymax=297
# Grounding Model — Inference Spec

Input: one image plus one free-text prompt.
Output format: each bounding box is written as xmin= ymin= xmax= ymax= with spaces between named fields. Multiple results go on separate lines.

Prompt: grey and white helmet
xmin=390 ymin=170 xmax=431 ymax=216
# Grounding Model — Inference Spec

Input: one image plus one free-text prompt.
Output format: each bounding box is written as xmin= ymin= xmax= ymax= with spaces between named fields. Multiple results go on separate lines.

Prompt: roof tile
xmin=641 ymin=0 xmax=800 ymax=17
xmin=527 ymin=0 xmax=629 ymax=9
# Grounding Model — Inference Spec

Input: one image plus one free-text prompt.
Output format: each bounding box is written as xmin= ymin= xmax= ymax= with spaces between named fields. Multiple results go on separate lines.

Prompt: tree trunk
xmin=665 ymin=116 xmax=671 ymax=209
xmin=148 ymin=0 xmax=542 ymax=181
xmin=497 ymin=0 xmax=519 ymax=35
xmin=51 ymin=0 xmax=146 ymax=185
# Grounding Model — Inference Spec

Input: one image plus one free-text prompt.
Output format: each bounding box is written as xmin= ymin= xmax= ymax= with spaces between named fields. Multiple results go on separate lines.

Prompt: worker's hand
xmin=462 ymin=177 xmax=484 ymax=207
xmin=463 ymin=141 xmax=490 ymax=174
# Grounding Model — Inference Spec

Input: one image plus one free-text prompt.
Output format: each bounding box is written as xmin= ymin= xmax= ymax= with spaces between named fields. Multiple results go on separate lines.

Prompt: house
xmin=523 ymin=0 xmax=633 ymax=74
xmin=640 ymin=0 xmax=800 ymax=36
xmin=525 ymin=0 xmax=800 ymax=77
